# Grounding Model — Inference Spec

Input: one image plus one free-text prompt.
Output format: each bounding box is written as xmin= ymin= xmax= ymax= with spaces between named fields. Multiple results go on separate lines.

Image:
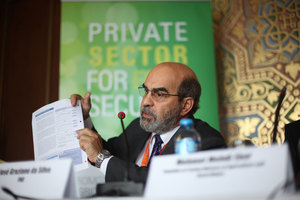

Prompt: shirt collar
xmin=151 ymin=126 xmax=180 ymax=145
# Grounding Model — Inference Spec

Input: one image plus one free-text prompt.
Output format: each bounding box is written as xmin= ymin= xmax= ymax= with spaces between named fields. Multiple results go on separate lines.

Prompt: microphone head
xmin=280 ymin=86 xmax=287 ymax=96
xmin=118 ymin=112 xmax=126 ymax=119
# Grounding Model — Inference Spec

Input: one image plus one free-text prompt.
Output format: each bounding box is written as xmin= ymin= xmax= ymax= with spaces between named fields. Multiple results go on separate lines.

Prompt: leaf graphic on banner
xmin=286 ymin=62 xmax=300 ymax=80
xmin=235 ymin=117 xmax=260 ymax=137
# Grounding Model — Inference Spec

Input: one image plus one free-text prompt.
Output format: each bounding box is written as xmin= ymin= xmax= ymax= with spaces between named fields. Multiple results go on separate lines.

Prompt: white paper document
xmin=32 ymin=99 xmax=87 ymax=167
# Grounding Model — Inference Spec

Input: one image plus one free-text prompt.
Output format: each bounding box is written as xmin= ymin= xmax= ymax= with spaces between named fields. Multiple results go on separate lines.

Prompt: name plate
xmin=145 ymin=144 xmax=294 ymax=199
xmin=0 ymin=159 xmax=77 ymax=199
xmin=74 ymin=164 xmax=105 ymax=197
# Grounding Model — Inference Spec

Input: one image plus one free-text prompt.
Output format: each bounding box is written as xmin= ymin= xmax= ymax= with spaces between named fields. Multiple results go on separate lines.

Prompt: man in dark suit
xmin=71 ymin=62 xmax=226 ymax=183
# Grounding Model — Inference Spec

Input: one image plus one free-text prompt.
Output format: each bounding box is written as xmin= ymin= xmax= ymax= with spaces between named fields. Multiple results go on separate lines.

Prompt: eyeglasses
xmin=138 ymin=85 xmax=180 ymax=101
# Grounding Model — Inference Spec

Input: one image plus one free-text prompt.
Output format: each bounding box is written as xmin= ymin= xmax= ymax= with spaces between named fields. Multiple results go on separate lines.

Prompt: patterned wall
xmin=212 ymin=0 xmax=299 ymax=146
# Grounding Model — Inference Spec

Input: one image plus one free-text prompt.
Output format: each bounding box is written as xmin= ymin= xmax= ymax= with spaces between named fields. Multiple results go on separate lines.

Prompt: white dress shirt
xmin=135 ymin=126 xmax=180 ymax=166
xmin=84 ymin=117 xmax=179 ymax=177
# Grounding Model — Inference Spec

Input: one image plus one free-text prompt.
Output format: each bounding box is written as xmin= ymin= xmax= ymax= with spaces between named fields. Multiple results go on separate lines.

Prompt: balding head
xmin=146 ymin=62 xmax=201 ymax=116
xmin=148 ymin=62 xmax=198 ymax=85
xmin=140 ymin=62 xmax=201 ymax=133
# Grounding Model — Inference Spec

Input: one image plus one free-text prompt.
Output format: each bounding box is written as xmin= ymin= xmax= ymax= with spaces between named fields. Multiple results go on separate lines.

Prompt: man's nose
xmin=141 ymin=92 xmax=154 ymax=106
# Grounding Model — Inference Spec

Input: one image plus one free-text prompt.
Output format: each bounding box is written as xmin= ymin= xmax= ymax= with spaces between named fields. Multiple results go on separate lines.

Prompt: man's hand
xmin=77 ymin=128 xmax=103 ymax=163
xmin=70 ymin=92 xmax=91 ymax=120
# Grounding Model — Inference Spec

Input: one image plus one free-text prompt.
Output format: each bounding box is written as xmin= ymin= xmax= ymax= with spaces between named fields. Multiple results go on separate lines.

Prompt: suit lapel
xmin=129 ymin=130 xmax=151 ymax=162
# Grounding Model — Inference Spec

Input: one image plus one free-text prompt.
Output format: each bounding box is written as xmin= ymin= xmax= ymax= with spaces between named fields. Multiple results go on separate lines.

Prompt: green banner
xmin=60 ymin=1 xmax=219 ymax=140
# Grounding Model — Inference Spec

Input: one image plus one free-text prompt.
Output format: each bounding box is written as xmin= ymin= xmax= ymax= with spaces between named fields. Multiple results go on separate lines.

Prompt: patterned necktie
xmin=148 ymin=134 xmax=163 ymax=166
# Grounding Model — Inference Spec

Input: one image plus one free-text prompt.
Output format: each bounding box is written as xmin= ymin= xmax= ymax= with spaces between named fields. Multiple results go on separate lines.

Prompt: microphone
xmin=272 ymin=87 xmax=286 ymax=144
xmin=118 ymin=111 xmax=125 ymax=120
xmin=96 ymin=112 xmax=144 ymax=196
xmin=117 ymin=112 xmax=130 ymax=181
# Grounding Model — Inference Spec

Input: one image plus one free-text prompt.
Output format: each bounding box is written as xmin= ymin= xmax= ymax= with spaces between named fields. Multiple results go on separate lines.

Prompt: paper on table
xmin=32 ymin=99 xmax=87 ymax=168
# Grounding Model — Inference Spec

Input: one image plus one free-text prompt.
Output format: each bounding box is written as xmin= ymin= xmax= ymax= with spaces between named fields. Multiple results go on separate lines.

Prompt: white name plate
xmin=145 ymin=144 xmax=294 ymax=199
xmin=74 ymin=163 xmax=105 ymax=197
xmin=0 ymin=159 xmax=77 ymax=199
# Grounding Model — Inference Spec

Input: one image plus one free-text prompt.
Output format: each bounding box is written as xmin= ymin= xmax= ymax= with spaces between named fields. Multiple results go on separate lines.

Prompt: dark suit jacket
xmin=103 ymin=117 xmax=226 ymax=183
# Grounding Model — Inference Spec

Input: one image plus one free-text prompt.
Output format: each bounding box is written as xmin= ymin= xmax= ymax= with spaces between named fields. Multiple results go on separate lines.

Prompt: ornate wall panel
xmin=212 ymin=0 xmax=300 ymax=146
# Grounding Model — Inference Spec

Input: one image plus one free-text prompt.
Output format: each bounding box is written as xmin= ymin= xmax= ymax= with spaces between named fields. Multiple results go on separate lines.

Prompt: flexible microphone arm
xmin=96 ymin=112 xmax=144 ymax=196
xmin=118 ymin=112 xmax=130 ymax=181
xmin=272 ymin=87 xmax=286 ymax=144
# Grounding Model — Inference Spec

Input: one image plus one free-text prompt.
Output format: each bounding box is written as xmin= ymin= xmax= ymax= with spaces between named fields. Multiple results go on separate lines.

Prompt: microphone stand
xmin=96 ymin=112 xmax=144 ymax=196
xmin=120 ymin=113 xmax=130 ymax=182
xmin=272 ymin=87 xmax=286 ymax=144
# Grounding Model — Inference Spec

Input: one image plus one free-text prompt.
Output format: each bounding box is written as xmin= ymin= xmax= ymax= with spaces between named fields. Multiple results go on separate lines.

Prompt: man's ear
xmin=180 ymin=97 xmax=194 ymax=117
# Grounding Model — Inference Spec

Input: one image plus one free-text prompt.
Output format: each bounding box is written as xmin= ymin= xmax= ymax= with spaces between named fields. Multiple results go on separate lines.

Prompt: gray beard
xmin=140 ymin=106 xmax=181 ymax=134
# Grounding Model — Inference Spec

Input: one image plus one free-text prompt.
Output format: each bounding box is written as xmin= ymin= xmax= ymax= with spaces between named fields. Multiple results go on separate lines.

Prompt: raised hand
xmin=70 ymin=92 xmax=91 ymax=120
xmin=77 ymin=128 xmax=102 ymax=163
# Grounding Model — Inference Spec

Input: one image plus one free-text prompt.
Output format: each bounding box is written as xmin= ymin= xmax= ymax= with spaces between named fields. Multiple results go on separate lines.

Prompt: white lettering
xmin=98 ymin=70 xmax=113 ymax=92
xmin=105 ymin=23 xmax=118 ymax=42
xmin=144 ymin=23 xmax=160 ymax=42
xmin=89 ymin=23 xmax=102 ymax=43
xmin=89 ymin=22 xmax=188 ymax=43
xmin=90 ymin=94 xmax=139 ymax=118
xmin=129 ymin=23 xmax=144 ymax=42
xmin=121 ymin=23 xmax=126 ymax=42
xmin=88 ymin=69 xmax=129 ymax=92
xmin=87 ymin=70 xmax=98 ymax=91
xmin=101 ymin=95 xmax=114 ymax=117
xmin=159 ymin=22 xmax=173 ymax=42
xmin=175 ymin=22 xmax=188 ymax=41
xmin=114 ymin=70 xmax=128 ymax=91
xmin=114 ymin=95 xmax=128 ymax=114
xmin=90 ymin=95 xmax=100 ymax=117
xmin=129 ymin=95 xmax=141 ymax=117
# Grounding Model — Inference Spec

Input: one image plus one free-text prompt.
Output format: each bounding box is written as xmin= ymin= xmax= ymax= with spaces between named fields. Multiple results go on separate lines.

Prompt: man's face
xmin=139 ymin=65 xmax=183 ymax=134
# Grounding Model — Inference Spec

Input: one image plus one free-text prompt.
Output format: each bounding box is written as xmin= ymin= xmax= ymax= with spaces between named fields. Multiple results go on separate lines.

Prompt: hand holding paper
xmin=77 ymin=128 xmax=103 ymax=163
xmin=70 ymin=92 xmax=91 ymax=120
